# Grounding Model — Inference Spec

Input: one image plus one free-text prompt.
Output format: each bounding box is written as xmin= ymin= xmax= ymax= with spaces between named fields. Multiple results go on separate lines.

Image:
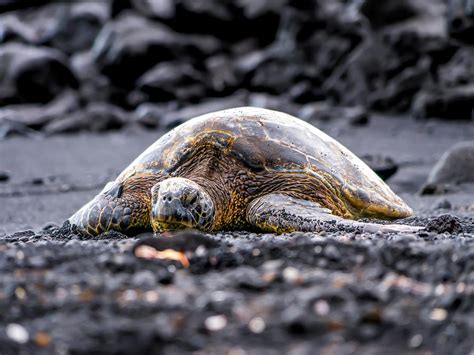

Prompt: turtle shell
xmin=118 ymin=107 xmax=411 ymax=219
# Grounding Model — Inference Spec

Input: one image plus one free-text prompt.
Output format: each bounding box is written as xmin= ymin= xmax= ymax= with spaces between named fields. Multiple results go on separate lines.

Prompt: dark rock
xmin=1 ymin=2 xmax=109 ymax=52
xmin=0 ymin=43 xmax=78 ymax=105
xmin=438 ymin=47 xmax=474 ymax=88
xmin=136 ymin=62 xmax=204 ymax=102
xmin=361 ymin=0 xmax=421 ymax=28
xmin=0 ymin=170 xmax=9 ymax=182
xmin=447 ymin=0 xmax=474 ymax=44
xmin=130 ymin=0 xmax=176 ymax=19
xmin=321 ymin=39 xmax=389 ymax=107
xmin=160 ymin=94 xmax=247 ymax=129
xmin=44 ymin=102 xmax=129 ymax=134
xmin=0 ymin=4 xmax=68 ymax=45
xmin=152 ymin=0 xmax=280 ymax=44
xmin=412 ymin=84 xmax=474 ymax=120
xmin=71 ymin=51 xmax=112 ymax=104
xmin=361 ymin=154 xmax=399 ymax=181
xmin=205 ymin=55 xmax=239 ymax=94
xmin=0 ymin=14 xmax=38 ymax=44
xmin=298 ymin=102 xmax=368 ymax=126
xmin=0 ymin=90 xmax=79 ymax=130
xmin=427 ymin=141 xmax=474 ymax=185
xmin=288 ymin=81 xmax=324 ymax=104
xmin=249 ymin=56 xmax=304 ymax=95
xmin=133 ymin=102 xmax=177 ymax=129
xmin=419 ymin=183 xmax=454 ymax=196
xmin=44 ymin=2 xmax=110 ymax=54
xmin=425 ymin=214 xmax=464 ymax=234
xmin=248 ymin=93 xmax=300 ymax=116
xmin=0 ymin=120 xmax=38 ymax=139
xmin=369 ymin=58 xmax=431 ymax=112
xmin=92 ymin=12 xmax=181 ymax=87
xmin=92 ymin=12 xmax=191 ymax=88
xmin=434 ymin=199 xmax=452 ymax=210
xmin=0 ymin=0 xmax=50 ymax=13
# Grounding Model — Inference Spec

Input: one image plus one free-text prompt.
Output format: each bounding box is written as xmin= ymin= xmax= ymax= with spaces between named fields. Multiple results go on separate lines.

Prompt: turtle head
xmin=150 ymin=177 xmax=215 ymax=233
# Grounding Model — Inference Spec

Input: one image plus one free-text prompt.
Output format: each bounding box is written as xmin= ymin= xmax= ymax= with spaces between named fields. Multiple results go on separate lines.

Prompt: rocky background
xmin=1 ymin=0 xmax=474 ymax=354
xmin=1 ymin=0 xmax=473 ymax=137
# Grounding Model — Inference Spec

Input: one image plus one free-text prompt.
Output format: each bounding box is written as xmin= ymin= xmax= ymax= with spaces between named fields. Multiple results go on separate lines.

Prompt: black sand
xmin=1 ymin=116 xmax=474 ymax=354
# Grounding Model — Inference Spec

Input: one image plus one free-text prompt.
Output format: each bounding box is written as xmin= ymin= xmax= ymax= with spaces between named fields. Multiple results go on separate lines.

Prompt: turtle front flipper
xmin=246 ymin=193 xmax=421 ymax=234
xmin=69 ymin=180 xmax=150 ymax=236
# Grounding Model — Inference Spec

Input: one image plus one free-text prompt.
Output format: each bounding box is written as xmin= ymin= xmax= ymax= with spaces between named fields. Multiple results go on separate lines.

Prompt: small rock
xmin=447 ymin=1 xmax=474 ymax=44
xmin=362 ymin=154 xmax=398 ymax=181
xmin=434 ymin=199 xmax=452 ymax=210
xmin=0 ymin=43 xmax=78 ymax=104
xmin=6 ymin=323 xmax=29 ymax=344
xmin=133 ymin=102 xmax=176 ymax=129
xmin=429 ymin=307 xmax=448 ymax=321
xmin=160 ymin=94 xmax=247 ymax=129
xmin=45 ymin=2 xmax=110 ymax=54
xmin=131 ymin=270 xmax=157 ymax=287
xmin=205 ymin=55 xmax=239 ymax=93
xmin=92 ymin=12 xmax=184 ymax=87
xmin=205 ymin=315 xmax=227 ymax=332
xmin=419 ymin=183 xmax=453 ymax=196
xmin=248 ymin=317 xmax=266 ymax=333
xmin=0 ymin=89 xmax=80 ymax=129
xmin=425 ymin=214 xmax=464 ymax=234
xmin=282 ymin=266 xmax=303 ymax=285
xmin=0 ymin=170 xmax=9 ymax=182
xmin=427 ymin=142 xmax=474 ymax=186
xmin=136 ymin=62 xmax=204 ymax=102
xmin=44 ymin=102 xmax=129 ymax=134
xmin=298 ymin=102 xmax=368 ymax=125
xmin=412 ymin=85 xmax=474 ymax=120
xmin=361 ymin=0 xmax=420 ymax=28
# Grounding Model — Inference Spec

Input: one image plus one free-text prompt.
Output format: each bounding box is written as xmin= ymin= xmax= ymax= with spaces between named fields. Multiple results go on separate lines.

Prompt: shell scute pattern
xmin=116 ymin=107 xmax=410 ymax=217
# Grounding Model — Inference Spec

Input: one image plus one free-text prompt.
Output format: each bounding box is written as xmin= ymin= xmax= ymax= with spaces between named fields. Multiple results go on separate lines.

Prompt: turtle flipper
xmin=246 ymin=193 xmax=421 ymax=234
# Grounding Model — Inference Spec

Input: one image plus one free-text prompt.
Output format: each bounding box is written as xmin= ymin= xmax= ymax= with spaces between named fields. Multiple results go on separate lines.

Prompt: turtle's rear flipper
xmin=246 ymin=193 xmax=421 ymax=234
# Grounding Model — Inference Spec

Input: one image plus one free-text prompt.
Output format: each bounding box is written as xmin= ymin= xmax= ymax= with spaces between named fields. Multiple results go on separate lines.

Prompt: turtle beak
xmin=151 ymin=194 xmax=194 ymax=231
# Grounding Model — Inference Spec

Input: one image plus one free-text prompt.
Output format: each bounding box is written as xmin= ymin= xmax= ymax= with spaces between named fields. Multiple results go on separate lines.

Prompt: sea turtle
xmin=69 ymin=107 xmax=419 ymax=236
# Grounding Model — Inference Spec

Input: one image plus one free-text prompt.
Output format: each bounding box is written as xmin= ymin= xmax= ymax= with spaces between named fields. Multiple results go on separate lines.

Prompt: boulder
xmin=136 ymin=62 xmax=204 ymax=102
xmin=159 ymin=93 xmax=247 ymax=129
xmin=298 ymin=102 xmax=369 ymax=126
xmin=44 ymin=2 xmax=110 ymax=54
xmin=92 ymin=11 xmax=221 ymax=88
xmin=0 ymin=43 xmax=78 ymax=105
xmin=426 ymin=141 xmax=474 ymax=185
xmin=44 ymin=102 xmax=129 ymax=134
xmin=447 ymin=0 xmax=474 ymax=44
xmin=0 ymin=90 xmax=79 ymax=130
xmin=412 ymin=84 xmax=474 ymax=120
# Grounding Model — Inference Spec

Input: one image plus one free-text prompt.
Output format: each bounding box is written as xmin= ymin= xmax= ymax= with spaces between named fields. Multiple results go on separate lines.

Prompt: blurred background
xmin=1 ymin=2 xmax=474 ymax=354
xmin=1 ymin=0 xmax=474 ymax=232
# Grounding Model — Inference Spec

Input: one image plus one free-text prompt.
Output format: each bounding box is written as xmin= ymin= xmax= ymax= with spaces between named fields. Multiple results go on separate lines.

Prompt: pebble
xmin=282 ymin=266 xmax=303 ymax=284
xmin=313 ymin=300 xmax=330 ymax=316
xmin=0 ymin=170 xmax=9 ymax=182
xmin=409 ymin=334 xmax=423 ymax=348
xmin=205 ymin=315 xmax=227 ymax=331
xmin=6 ymin=323 xmax=29 ymax=344
xmin=429 ymin=308 xmax=448 ymax=321
xmin=248 ymin=317 xmax=266 ymax=333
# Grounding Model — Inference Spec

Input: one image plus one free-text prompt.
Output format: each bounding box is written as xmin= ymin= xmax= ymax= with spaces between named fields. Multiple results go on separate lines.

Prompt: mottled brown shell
xmin=118 ymin=107 xmax=411 ymax=219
